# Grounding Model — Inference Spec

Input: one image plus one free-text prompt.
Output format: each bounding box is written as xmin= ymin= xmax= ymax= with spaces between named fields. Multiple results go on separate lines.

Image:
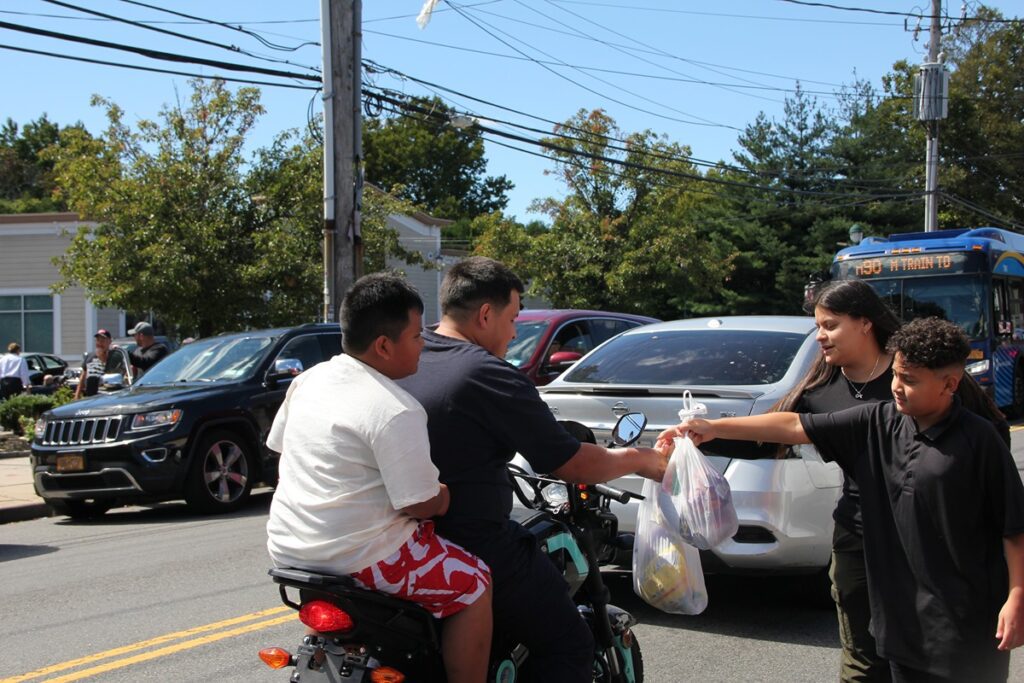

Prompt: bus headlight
xmin=966 ymin=359 xmax=990 ymax=376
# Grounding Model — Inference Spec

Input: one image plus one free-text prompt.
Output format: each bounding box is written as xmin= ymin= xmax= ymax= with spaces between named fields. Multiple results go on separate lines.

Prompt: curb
xmin=0 ymin=503 xmax=52 ymax=525
xmin=0 ymin=450 xmax=31 ymax=460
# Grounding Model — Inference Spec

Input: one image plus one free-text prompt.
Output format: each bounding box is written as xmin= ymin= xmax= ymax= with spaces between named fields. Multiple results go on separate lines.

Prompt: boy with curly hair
xmin=662 ymin=317 xmax=1024 ymax=682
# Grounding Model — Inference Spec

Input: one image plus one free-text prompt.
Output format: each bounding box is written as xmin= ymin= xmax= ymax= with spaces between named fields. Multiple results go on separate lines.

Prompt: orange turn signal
xmin=370 ymin=666 xmax=406 ymax=683
xmin=258 ymin=647 xmax=293 ymax=670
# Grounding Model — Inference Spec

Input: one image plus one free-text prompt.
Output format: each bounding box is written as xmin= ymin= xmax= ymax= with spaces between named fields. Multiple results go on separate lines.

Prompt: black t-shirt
xmin=801 ymin=399 xmax=1024 ymax=677
xmin=396 ymin=330 xmax=580 ymax=531
xmin=130 ymin=342 xmax=169 ymax=373
xmin=795 ymin=365 xmax=893 ymax=535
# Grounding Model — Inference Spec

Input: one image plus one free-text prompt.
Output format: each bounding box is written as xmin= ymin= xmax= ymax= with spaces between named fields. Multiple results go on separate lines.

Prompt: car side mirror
xmin=100 ymin=373 xmax=126 ymax=390
xmin=611 ymin=412 xmax=647 ymax=447
xmin=267 ymin=357 xmax=303 ymax=384
xmin=545 ymin=350 xmax=583 ymax=372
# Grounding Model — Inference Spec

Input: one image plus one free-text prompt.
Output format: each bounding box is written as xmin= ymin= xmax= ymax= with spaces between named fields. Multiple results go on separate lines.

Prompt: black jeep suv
xmin=30 ymin=323 xmax=341 ymax=518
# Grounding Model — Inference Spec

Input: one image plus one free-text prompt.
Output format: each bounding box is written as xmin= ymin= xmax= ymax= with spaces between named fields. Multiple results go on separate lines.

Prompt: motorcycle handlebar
xmin=592 ymin=483 xmax=635 ymax=504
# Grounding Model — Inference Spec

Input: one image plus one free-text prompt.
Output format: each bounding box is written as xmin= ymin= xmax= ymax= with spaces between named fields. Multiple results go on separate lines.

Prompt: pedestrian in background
xmin=75 ymin=329 xmax=128 ymax=399
xmin=0 ymin=342 xmax=31 ymax=401
xmin=127 ymin=322 xmax=169 ymax=377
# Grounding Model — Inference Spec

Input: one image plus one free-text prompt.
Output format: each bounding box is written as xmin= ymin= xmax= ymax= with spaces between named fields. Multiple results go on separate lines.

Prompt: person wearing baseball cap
xmin=76 ymin=329 xmax=129 ymax=398
xmin=127 ymin=321 xmax=169 ymax=377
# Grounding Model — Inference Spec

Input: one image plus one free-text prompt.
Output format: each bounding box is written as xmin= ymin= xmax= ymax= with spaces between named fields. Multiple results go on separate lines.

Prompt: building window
xmin=0 ymin=294 xmax=54 ymax=352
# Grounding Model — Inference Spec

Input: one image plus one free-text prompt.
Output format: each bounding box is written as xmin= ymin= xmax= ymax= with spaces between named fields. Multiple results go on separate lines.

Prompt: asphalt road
xmin=2 ymin=431 xmax=1024 ymax=683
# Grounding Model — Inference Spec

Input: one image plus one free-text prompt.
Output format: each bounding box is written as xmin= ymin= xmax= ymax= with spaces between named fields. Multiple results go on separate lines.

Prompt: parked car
xmin=506 ymin=309 xmax=660 ymax=386
xmin=22 ymin=352 xmax=68 ymax=386
xmin=30 ymin=323 xmax=341 ymax=519
xmin=519 ymin=316 xmax=841 ymax=575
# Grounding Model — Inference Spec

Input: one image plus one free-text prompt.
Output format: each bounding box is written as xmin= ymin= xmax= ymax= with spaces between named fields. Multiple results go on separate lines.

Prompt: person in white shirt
xmin=266 ymin=273 xmax=492 ymax=683
xmin=0 ymin=342 xmax=32 ymax=400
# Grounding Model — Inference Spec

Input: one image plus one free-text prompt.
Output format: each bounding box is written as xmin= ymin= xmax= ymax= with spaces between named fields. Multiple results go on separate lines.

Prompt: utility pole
xmin=320 ymin=0 xmax=363 ymax=322
xmin=916 ymin=0 xmax=947 ymax=232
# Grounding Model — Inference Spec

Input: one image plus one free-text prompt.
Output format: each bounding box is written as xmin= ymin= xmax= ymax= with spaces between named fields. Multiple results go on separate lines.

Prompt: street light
xmin=849 ymin=224 xmax=864 ymax=245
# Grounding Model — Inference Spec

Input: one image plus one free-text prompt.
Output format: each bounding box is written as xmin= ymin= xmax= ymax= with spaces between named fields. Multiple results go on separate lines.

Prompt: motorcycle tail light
xmin=299 ymin=600 xmax=355 ymax=633
xmin=370 ymin=667 xmax=406 ymax=683
xmin=258 ymin=647 xmax=293 ymax=669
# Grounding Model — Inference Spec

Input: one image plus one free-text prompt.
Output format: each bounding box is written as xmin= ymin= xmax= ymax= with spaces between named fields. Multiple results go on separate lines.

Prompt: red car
xmin=506 ymin=309 xmax=659 ymax=386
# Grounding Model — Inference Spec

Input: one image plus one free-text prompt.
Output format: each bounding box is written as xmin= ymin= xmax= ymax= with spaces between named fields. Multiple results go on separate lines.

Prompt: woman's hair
xmin=772 ymin=280 xmax=901 ymax=414
xmin=956 ymin=373 xmax=1009 ymax=446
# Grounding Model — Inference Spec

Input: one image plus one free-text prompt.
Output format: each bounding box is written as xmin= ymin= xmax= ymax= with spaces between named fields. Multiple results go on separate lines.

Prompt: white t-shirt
xmin=266 ymin=353 xmax=440 ymax=575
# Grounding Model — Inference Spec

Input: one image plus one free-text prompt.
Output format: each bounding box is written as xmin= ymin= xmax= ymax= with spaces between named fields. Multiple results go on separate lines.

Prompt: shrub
xmin=0 ymin=388 xmax=72 ymax=434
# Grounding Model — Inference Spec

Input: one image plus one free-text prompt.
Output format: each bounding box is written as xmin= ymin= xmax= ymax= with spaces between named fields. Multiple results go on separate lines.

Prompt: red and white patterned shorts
xmin=350 ymin=520 xmax=491 ymax=619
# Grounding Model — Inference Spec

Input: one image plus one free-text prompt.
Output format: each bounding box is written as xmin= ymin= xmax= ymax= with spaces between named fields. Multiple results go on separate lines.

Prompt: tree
xmin=363 ymin=96 xmax=512 ymax=220
xmin=47 ymin=79 xmax=438 ymax=336
xmin=476 ymin=109 xmax=731 ymax=319
xmin=0 ymin=114 xmax=86 ymax=213
xmin=49 ymin=80 xmax=267 ymax=337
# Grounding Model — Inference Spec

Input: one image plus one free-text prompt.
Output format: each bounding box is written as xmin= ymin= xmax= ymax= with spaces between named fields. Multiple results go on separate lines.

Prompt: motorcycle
xmin=258 ymin=412 xmax=650 ymax=683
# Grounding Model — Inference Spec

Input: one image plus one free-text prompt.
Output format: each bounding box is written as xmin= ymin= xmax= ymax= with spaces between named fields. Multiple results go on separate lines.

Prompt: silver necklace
xmin=842 ymin=355 xmax=881 ymax=400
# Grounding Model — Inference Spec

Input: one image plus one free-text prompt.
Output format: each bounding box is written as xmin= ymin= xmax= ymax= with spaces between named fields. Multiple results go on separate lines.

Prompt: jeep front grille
xmin=42 ymin=416 xmax=124 ymax=446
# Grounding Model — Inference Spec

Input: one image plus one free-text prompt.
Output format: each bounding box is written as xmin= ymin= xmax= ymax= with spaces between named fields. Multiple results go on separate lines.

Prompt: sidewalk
xmin=0 ymin=433 xmax=51 ymax=524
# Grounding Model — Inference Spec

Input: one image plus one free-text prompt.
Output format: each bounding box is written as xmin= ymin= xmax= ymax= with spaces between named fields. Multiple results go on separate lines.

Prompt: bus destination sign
xmin=833 ymin=251 xmax=972 ymax=279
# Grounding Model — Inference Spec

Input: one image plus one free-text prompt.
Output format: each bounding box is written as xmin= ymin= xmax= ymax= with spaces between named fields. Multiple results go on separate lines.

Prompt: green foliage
xmin=364 ymin=97 xmax=512 ymax=220
xmin=476 ymin=109 xmax=731 ymax=319
xmin=46 ymin=80 xmax=431 ymax=336
xmin=0 ymin=114 xmax=87 ymax=212
xmin=1 ymin=387 xmax=72 ymax=433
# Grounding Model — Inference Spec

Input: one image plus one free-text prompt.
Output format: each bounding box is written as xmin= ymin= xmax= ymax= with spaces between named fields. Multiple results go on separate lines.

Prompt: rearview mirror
xmin=611 ymin=412 xmax=647 ymax=447
xmin=100 ymin=373 xmax=126 ymax=390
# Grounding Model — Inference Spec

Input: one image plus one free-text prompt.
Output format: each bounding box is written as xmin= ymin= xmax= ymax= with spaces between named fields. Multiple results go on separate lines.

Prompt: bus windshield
xmin=866 ymin=275 xmax=988 ymax=340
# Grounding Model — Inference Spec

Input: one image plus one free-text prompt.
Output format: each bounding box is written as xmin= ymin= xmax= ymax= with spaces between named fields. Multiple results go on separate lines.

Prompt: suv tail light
xmin=299 ymin=600 xmax=355 ymax=633
xmin=370 ymin=667 xmax=406 ymax=683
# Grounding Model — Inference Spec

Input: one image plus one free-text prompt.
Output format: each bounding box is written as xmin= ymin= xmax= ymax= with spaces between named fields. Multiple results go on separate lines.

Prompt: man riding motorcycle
xmin=397 ymin=256 xmax=670 ymax=682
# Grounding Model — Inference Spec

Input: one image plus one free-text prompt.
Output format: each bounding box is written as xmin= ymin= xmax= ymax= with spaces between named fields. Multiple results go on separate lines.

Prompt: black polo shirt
xmin=801 ymin=399 xmax=1024 ymax=678
xmin=397 ymin=330 xmax=580 ymax=530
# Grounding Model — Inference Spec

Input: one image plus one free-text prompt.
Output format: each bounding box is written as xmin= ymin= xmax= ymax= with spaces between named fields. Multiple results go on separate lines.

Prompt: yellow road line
xmin=1011 ymin=424 xmax=1024 ymax=432
xmin=0 ymin=607 xmax=293 ymax=683
xmin=39 ymin=614 xmax=297 ymax=683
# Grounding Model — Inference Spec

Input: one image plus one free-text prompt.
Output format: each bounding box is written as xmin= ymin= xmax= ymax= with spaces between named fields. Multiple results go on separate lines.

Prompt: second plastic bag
xmin=632 ymin=475 xmax=709 ymax=615
xmin=664 ymin=435 xmax=739 ymax=550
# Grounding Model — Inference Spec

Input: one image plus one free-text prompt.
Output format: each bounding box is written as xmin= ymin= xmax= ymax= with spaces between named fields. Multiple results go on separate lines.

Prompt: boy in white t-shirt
xmin=266 ymin=273 xmax=492 ymax=683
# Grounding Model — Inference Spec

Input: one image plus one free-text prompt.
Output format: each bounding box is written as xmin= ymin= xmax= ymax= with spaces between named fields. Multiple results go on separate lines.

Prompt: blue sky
xmin=2 ymin=1 xmax=1019 ymax=222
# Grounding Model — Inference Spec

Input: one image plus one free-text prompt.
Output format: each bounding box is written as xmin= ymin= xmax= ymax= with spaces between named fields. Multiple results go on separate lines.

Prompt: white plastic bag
xmin=631 ymin=473 xmax=709 ymax=615
xmin=664 ymin=435 xmax=739 ymax=550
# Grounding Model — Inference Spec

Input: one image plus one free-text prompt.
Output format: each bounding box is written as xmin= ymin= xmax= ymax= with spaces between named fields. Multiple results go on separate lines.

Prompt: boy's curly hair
xmin=886 ymin=317 xmax=970 ymax=369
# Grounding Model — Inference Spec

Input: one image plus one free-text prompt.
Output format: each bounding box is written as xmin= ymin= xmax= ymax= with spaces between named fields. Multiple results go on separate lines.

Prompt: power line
xmin=0 ymin=43 xmax=319 ymax=91
xmin=546 ymin=0 xmax=900 ymax=25
xmin=0 ymin=19 xmax=321 ymax=83
xmin=940 ymin=192 xmax=1024 ymax=230
xmin=39 ymin=0 xmax=319 ymax=72
xmin=371 ymin=90 xmax=925 ymax=200
xmin=111 ymin=0 xmax=319 ymax=52
xmin=444 ymin=0 xmax=741 ymax=130
xmin=527 ymin=0 xmax=780 ymax=100
xmin=776 ymin=0 xmax=1022 ymax=23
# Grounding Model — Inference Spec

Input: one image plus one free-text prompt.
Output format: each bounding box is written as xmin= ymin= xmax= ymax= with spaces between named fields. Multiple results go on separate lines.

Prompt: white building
xmin=0 ymin=209 xmax=459 ymax=359
xmin=0 ymin=212 xmax=122 ymax=361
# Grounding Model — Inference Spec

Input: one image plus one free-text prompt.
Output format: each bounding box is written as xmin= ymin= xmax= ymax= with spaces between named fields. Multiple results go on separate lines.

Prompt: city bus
xmin=831 ymin=227 xmax=1024 ymax=415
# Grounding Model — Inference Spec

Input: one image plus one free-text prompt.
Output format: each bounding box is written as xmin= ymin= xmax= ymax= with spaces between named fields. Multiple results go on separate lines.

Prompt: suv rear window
xmin=562 ymin=329 xmax=808 ymax=385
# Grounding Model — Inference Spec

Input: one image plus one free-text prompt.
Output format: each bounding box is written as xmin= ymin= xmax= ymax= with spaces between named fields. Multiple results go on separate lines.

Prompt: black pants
xmin=0 ymin=376 xmax=24 ymax=401
xmin=890 ymin=657 xmax=1008 ymax=683
xmin=830 ymin=523 xmax=892 ymax=683
xmin=438 ymin=518 xmax=594 ymax=682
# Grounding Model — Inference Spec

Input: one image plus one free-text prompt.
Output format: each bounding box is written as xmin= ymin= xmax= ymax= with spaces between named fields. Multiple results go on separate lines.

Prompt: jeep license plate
xmin=56 ymin=454 xmax=85 ymax=472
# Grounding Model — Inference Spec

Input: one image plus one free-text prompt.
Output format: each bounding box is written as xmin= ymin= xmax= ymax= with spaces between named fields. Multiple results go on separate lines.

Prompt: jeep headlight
xmin=34 ymin=416 xmax=48 ymax=440
xmin=966 ymin=359 xmax=990 ymax=376
xmin=131 ymin=409 xmax=183 ymax=431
